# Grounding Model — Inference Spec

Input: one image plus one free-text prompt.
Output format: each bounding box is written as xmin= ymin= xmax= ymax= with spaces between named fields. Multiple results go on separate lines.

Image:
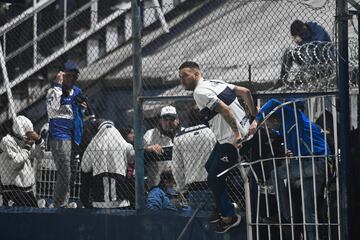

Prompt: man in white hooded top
xmin=0 ymin=116 xmax=45 ymax=207
xmin=81 ymin=120 xmax=134 ymax=208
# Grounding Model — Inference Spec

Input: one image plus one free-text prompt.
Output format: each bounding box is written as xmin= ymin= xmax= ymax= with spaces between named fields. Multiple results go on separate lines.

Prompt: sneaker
xmin=214 ymin=214 xmax=241 ymax=233
xmin=209 ymin=211 xmax=221 ymax=223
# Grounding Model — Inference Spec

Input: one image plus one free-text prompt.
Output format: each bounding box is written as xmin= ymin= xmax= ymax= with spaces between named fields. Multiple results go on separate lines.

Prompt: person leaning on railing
xmin=249 ymin=98 xmax=332 ymax=240
xmin=0 ymin=116 xmax=45 ymax=207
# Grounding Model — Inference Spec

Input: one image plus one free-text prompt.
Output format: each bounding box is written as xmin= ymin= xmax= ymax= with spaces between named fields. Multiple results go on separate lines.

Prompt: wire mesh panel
xmin=241 ymin=95 xmax=340 ymax=240
xmin=138 ymin=0 xmax=351 ymax=97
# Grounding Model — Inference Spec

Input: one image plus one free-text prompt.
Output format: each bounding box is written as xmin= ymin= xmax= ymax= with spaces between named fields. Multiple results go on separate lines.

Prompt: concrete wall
xmin=0 ymin=208 xmax=246 ymax=240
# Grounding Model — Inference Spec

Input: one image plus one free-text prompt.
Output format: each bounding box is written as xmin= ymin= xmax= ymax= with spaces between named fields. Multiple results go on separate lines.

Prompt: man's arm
xmin=249 ymin=98 xmax=285 ymax=135
xmin=27 ymin=131 xmax=45 ymax=160
xmin=214 ymin=100 xmax=243 ymax=148
xmin=233 ymin=86 xmax=257 ymax=117
xmin=46 ymin=72 xmax=64 ymax=113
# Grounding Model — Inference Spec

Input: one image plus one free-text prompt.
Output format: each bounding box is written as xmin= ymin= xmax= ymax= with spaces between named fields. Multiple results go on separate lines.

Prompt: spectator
xmin=276 ymin=20 xmax=331 ymax=87
xmin=249 ymin=98 xmax=331 ymax=240
xmin=172 ymin=124 xmax=216 ymax=211
xmin=119 ymin=126 xmax=136 ymax=181
xmin=179 ymin=61 xmax=257 ymax=233
xmin=144 ymin=106 xmax=181 ymax=188
xmin=147 ymin=170 xmax=188 ymax=211
xmin=0 ymin=116 xmax=45 ymax=207
xmin=80 ymin=120 xmax=134 ymax=208
xmin=46 ymin=61 xmax=87 ymax=207
xmin=120 ymin=126 xmax=135 ymax=145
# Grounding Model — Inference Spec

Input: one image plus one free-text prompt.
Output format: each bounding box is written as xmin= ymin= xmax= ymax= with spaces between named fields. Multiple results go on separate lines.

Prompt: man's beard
xmin=185 ymin=78 xmax=197 ymax=91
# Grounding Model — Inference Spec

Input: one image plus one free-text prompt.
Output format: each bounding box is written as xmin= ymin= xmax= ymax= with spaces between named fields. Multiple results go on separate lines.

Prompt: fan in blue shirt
xmin=249 ymin=98 xmax=331 ymax=240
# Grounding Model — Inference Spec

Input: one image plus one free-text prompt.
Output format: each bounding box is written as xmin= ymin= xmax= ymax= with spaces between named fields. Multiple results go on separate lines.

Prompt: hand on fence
xmin=25 ymin=131 xmax=40 ymax=145
xmin=80 ymin=101 xmax=88 ymax=109
xmin=146 ymin=144 xmax=164 ymax=154
xmin=248 ymin=120 xmax=258 ymax=135
xmin=233 ymin=135 xmax=243 ymax=149
xmin=286 ymin=149 xmax=293 ymax=158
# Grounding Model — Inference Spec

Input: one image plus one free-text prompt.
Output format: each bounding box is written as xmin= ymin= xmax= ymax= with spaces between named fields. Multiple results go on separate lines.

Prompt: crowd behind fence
xmin=0 ymin=0 xmax=357 ymax=239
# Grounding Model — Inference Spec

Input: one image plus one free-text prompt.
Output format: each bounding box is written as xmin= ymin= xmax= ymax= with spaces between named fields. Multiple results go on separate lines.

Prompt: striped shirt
xmin=193 ymin=78 xmax=250 ymax=144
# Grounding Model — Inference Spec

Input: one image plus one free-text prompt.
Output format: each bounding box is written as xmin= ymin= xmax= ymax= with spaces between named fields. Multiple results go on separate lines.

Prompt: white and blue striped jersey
xmin=172 ymin=125 xmax=216 ymax=192
xmin=193 ymin=78 xmax=250 ymax=144
xmin=46 ymin=83 xmax=82 ymax=141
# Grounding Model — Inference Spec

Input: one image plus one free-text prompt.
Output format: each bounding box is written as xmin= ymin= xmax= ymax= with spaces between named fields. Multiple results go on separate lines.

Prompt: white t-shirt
xmin=172 ymin=125 xmax=216 ymax=192
xmin=193 ymin=78 xmax=250 ymax=144
xmin=143 ymin=128 xmax=173 ymax=187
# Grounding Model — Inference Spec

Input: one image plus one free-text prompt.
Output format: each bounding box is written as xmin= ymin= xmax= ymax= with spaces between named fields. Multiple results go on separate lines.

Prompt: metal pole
xmin=132 ymin=0 xmax=145 ymax=211
xmin=336 ymin=1 xmax=352 ymax=240
xmin=33 ymin=0 xmax=38 ymax=65
xmin=91 ymin=0 xmax=98 ymax=29
xmin=64 ymin=0 xmax=67 ymax=45
xmin=0 ymin=44 xmax=16 ymax=119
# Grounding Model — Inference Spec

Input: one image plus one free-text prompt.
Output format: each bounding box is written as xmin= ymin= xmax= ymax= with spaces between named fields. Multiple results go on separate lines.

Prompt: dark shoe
xmin=209 ymin=211 xmax=221 ymax=223
xmin=214 ymin=214 xmax=241 ymax=233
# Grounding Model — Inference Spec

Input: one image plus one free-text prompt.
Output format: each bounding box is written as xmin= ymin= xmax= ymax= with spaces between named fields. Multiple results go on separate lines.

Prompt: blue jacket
xmin=255 ymin=99 xmax=331 ymax=156
xmin=146 ymin=187 xmax=177 ymax=211
xmin=302 ymin=21 xmax=331 ymax=44
xmin=46 ymin=83 xmax=84 ymax=145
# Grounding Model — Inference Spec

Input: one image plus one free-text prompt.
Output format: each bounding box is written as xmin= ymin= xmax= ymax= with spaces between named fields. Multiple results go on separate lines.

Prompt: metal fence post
xmin=132 ymin=0 xmax=145 ymax=211
xmin=0 ymin=44 xmax=16 ymax=119
xmin=336 ymin=0 xmax=352 ymax=239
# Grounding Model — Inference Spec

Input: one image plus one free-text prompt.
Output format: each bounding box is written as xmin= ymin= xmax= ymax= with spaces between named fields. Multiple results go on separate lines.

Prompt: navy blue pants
xmin=205 ymin=142 xmax=238 ymax=217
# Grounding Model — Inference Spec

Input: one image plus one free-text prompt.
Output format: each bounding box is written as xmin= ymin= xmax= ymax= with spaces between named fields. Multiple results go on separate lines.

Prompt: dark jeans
xmin=205 ymin=142 xmax=238 ymax=217
xmin=188 ymin=190 xmax=215 ymax=211
xmin=271 ymin=158 xmax=325 ymax=240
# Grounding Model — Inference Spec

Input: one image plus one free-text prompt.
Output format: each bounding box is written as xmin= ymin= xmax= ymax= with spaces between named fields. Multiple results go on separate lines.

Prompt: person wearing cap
xmin=143 ymin=105 xmax=181 ymax=188
xmin=80 ymin=119 xmax=135 ymax=208
xmin=46 ymin=60 xmax=87 ymax=207
xmin=179 ymin=61 xmax=257 ymax=233
xmin=0 ymin=115 xmax=45 ymax=207
xmin=146 ymin=170 xmax=189 ymax=211
xmin=249 ymin=98 xmax=330 ymax=240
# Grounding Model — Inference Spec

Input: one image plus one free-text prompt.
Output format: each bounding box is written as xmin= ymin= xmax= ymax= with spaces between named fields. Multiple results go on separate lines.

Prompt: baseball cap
xmin=64 ymin=60 xmax=80 ymax=73
xmin=160 ymin=106 xmax=177 ymax=118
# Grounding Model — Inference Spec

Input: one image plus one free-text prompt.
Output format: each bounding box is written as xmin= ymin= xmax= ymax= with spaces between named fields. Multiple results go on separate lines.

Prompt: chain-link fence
xmin=0 ymin=0 xmax=357 ymax=238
